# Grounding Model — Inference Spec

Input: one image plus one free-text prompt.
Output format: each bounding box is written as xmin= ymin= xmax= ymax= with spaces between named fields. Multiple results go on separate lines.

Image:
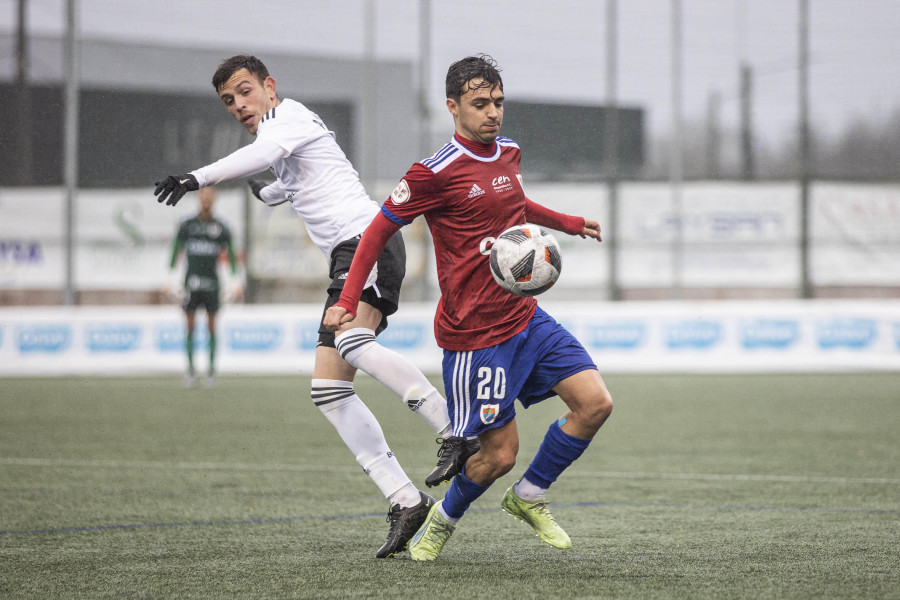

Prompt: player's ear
xmin=264 ymin=76 xmax=277 ymax=100
xmin=446 ymin=98 xmax=458 ymax=118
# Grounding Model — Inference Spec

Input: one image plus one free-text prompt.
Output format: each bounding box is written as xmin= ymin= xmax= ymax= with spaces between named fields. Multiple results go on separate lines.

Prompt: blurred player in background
xmin=152 ymin=55 xmax=479 ymax=558
xmin=165 ymin=186 xmax=242 ymax=387
xmin=324 ymin=54 xmax=613 ymax=561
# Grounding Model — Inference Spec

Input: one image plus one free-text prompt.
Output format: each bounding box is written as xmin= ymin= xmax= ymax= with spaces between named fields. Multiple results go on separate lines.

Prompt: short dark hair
xmin=212 ymin=55 xmax=270 ymax=92
xmin=445 ymin=54 xmax=503 ymax=101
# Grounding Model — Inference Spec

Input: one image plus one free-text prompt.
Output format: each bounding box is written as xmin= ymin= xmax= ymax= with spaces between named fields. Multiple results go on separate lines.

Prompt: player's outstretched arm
xmin=154 ymin=174 xmax=199 ymax=206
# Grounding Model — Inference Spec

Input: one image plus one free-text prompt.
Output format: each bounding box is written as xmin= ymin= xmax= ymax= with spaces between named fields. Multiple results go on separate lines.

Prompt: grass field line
xmin=3 ymin=457 xmax=899 ymax=485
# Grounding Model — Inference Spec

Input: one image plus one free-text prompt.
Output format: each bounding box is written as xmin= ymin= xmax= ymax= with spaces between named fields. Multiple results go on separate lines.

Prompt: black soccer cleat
xmin=376 ymin=491 xmax=436 ymax=559
xmin=425 ymin=436 xmax=481 ymax=487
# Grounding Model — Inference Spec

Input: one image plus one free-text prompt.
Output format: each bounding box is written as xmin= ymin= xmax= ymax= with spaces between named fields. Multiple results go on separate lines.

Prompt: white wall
xmin=3 ymin=182 xmax=899 ymax=293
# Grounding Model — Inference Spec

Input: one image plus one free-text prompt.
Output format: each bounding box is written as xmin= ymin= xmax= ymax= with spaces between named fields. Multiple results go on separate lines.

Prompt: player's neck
xmin=453 ymin=132 xmax=496 ymax=157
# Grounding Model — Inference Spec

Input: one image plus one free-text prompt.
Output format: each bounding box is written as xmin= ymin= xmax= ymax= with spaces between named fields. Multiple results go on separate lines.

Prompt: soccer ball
xmin=489 ymin=224 xmax=562 ymax=297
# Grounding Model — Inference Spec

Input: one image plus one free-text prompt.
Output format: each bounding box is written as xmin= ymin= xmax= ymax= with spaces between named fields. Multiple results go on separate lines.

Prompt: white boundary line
xmin=2 ymin=457 xmax=898 ymax=485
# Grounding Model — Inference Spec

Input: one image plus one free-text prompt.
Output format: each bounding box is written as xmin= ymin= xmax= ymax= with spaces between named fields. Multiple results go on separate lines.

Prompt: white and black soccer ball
xmin=489 ymin=224 xmax=562 ymax=297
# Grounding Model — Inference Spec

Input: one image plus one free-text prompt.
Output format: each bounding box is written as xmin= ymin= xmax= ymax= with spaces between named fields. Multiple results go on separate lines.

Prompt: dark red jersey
xmin=336 ymin=133 xmax=583 ymax=351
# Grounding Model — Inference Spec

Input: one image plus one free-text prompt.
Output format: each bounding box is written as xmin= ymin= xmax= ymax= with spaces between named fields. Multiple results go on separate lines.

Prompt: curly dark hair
xmin=445 ymin=54 xmax=503 ymax=101
xmin=212 ymin=55 xmax=270 ymax=92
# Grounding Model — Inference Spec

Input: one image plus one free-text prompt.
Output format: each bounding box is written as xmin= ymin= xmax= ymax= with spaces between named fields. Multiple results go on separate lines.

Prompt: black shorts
xmin=183 ymin=289 xmax=220 ymax=314
xmin=317 ymin=231 xmax=406 ymax=348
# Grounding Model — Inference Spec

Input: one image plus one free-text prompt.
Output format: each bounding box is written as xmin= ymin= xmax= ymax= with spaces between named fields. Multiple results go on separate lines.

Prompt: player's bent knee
xmin=470 ymin=448 xmax=516 ymax=481
xmin=582 ymin=387 xmax=613 ymax=429
xmin=489 ymin=450 xmax=517 ymax=478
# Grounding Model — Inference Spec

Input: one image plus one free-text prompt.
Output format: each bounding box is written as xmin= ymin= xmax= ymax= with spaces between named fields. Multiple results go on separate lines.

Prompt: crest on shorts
xmin=390 ymin=179 xmax=411 ymax=205
xmin=480 ymin=404 xmax=499 ymax=425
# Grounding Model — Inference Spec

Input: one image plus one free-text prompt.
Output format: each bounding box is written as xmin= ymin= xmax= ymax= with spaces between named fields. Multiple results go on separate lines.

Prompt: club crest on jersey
xmin=391 ymin=179 xmax=411 ymax=204
xmin=480 ymin=404 xmax=500 ymax=425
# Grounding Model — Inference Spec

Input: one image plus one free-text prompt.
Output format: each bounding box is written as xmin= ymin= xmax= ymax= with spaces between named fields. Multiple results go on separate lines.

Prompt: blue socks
xmin=523 ymin=419 xmax=591 ymax=489
xmin=441 ymin=420 xmax=592 ymax=521
xmin=442 ymin=467 xmax=489 ymax=520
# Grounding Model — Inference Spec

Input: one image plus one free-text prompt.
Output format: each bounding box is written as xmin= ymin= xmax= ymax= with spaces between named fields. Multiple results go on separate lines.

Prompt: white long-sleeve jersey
xmin=191 ymin=98 xmax=379 ymax=259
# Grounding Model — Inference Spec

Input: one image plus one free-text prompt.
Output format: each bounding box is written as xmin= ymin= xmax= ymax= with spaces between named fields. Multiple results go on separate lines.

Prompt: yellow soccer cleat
xmin=408 ymin=501 xmax=456 ymax=561
xmin=500 ymin=485 xmax=571 ymax=549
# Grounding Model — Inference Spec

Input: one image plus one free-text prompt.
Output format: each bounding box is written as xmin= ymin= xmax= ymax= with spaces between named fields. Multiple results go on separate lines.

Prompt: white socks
xmin=311 ymin=378 xmax=412 ymax=501
xmin=335 ymin=328 xmax=451 ymax=435
xmin=514 ymin=477 xmax=547 ymax=501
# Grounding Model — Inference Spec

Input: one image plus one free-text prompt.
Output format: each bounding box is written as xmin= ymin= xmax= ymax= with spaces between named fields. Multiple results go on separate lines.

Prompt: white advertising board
xmin=1 ymin=300 xmax=898 ymax=377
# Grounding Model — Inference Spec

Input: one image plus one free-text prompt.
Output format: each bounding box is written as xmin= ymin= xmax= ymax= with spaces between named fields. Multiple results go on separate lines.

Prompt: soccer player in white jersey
xmin=324 ymin=55 xmax=613 ymax=561
xmin=152 ymin=55 xmax=479 ymax=558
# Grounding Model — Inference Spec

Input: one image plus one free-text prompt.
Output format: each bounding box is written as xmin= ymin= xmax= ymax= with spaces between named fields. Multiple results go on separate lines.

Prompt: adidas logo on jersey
xmin=468 ymin=183 xmax=486 ymax=199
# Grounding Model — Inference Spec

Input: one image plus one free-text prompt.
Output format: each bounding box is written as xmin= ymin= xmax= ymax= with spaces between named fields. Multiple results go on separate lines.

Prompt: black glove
xmin=247 ymin=179 xmax=268 ymax=201
xmin=154 ymin=174 xmax=199 ymax=206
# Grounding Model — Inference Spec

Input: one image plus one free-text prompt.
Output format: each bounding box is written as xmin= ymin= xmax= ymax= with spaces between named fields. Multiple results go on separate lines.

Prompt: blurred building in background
xmin=1 ymin=1 xmax=898 ymax=307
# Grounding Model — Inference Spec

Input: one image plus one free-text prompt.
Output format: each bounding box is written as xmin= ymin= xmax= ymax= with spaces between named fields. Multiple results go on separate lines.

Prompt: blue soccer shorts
xmin=441 ymin=305 xmax=597 ymax=438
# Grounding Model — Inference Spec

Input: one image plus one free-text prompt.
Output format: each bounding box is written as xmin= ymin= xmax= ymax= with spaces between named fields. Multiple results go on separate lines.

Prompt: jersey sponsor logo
xmin=816 ymin=318 xmax=877 ymax=350
xmin=467 ymin=183 xmax=486 ymax=199
xmin=17 ymin=324 xmax=71 ymax=354
xmin=492 ymin=175 xmax=514 ymax=194
xmin=186 ymin=239 xmax=220 ymax=256
xmin=480 ymin=404 xmax=499 ymax=425
xmin=86 ymin=324 xmax=142 ymax=353
xmin=390 ymin=179 xmax=411 ymax=205
xmin=478 ymin=236 xmax=497 ymax=256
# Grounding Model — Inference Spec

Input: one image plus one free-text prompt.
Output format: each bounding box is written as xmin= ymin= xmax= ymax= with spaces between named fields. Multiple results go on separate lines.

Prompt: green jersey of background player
xmin=166 ymin=187 xmax=241 ymax=386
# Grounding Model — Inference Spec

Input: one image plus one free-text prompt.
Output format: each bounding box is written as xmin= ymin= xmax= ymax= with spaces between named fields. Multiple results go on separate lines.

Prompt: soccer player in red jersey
xmin=324 ymin=54 xmax=613 ymax=560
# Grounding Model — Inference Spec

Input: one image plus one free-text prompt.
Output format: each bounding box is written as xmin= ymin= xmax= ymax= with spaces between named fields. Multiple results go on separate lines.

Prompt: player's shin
xmin=335 ymin=328 xmax=450 ymax=434
xmin=441 ymin=466 xmax=490 ymax=523
xmin=208 ymin=332 xmax=217 ymax=375
xmin=311 ymin=378 xmax=413 ymax=499
xmin=519 ymin=419 xmax=591 ymax=496
xmin=185 ymin=331 xmax=195 ymax=374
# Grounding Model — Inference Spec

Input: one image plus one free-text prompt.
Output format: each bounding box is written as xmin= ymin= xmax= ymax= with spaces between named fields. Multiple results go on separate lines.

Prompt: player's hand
xmin=247 ymin=179 xmax=268 ymax=201
xmin=323 ymin=306 xmax=354 ymax=331
xmin=580 ymin=218 xmax=602 ymax=242
xmin=154 ymin=174 xmax=199 ymax=206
